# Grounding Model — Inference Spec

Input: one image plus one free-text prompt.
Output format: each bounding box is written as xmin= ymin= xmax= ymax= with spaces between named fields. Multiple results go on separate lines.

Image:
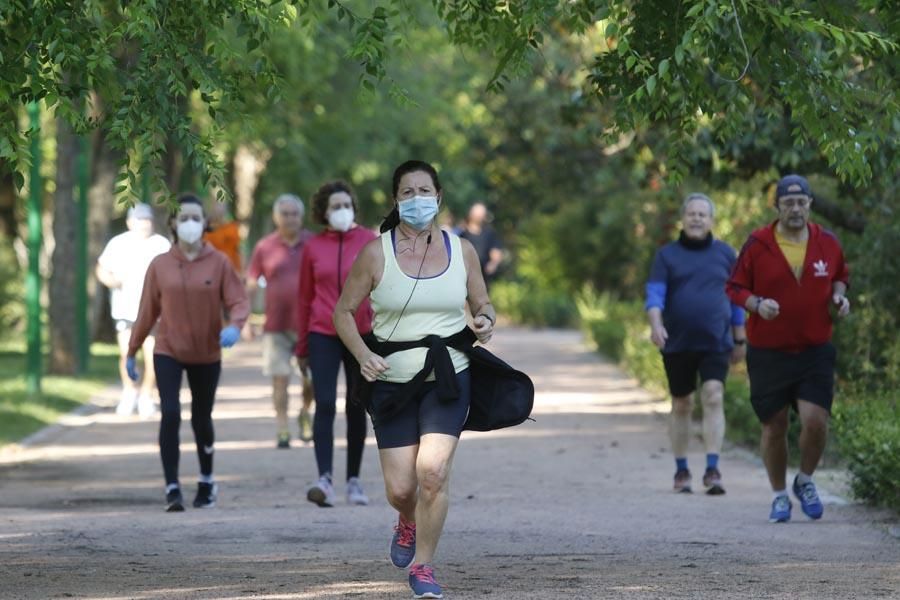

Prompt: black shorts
xmin=661 ymin=351 xmax=730 ymax=397
xmin=370 ymin=369 xmax=470 ymax=449
xmin=746 ymin=343 xmax=836 ymax=423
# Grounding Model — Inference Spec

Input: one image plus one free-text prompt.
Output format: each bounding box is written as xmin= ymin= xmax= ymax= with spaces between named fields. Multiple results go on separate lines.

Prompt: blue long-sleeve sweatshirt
xmin=645 ymin=232 xmax=744 ymax=354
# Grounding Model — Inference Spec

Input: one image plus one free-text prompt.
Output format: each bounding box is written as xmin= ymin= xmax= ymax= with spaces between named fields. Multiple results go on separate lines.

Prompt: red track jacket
xmin=726 ymin=221 xmax=849 ymax=352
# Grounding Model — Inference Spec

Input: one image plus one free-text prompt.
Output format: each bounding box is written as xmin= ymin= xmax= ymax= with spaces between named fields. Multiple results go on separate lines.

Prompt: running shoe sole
xmin=413 ymin=593 xmax=442 ymax=599
xmin=706 ymin=484 xmax=726 ymax=495
xmin=166 ymin=501 xmax=184 ymax=512
xmin=307 ymin=487 xmax=333 ymax=507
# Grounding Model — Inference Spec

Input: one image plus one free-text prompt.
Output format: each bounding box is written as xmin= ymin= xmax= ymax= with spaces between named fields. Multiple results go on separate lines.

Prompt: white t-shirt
xmin=97 ymin=231 xmax=171 ymax=321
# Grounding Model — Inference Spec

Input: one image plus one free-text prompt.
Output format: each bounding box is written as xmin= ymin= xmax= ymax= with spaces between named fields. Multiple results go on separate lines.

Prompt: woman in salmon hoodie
xmin=127 ymin=195 xmax=250 ymax=512
xmin=295 ymin=180 xmax=376 ymax=508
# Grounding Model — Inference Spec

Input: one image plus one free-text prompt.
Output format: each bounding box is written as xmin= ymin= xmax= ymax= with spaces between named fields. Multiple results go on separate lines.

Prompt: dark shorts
xmin=370 ymin=369 xmax=470 ymax=449
xmin=661 ymin=351 xmax=730 ymax=397
xmin=746 ymin=343 xmax=836 ymax=423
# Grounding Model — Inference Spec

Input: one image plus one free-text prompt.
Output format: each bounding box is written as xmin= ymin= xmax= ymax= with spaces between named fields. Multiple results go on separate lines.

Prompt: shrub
xmin=833 ymin=393 xmax=900 ymax=511
xmin=491 ymin=280 xmax=577 ymax=328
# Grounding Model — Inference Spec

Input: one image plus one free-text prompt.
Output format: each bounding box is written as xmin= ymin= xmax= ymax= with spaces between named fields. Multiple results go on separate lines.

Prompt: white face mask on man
xmin=176 ymin=220 xmax=204 ymax=244
xmin=328 ymin=207 xmax=354 ymax=232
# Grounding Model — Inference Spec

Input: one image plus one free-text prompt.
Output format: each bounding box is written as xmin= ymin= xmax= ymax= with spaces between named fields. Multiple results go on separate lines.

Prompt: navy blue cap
xmin=775 ymin=174 xmax=812 ymax=199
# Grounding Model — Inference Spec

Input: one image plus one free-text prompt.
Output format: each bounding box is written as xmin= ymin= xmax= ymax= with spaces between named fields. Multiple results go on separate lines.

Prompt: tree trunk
xmin=0 ymin=161 xmax=17 ymax=241
xmin=233 ymin=144 xmax=270 ymax=244
xmin=48 ymin=116 xmax=80 ymax=374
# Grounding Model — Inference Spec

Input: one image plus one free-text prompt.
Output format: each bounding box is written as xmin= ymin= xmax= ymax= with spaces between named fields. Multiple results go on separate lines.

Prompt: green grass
xmin=0 ymin=340 xmax=120 ymax=446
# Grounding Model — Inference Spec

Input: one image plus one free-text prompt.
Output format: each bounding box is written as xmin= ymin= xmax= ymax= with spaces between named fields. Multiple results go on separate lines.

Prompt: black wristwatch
xmin=733 ymin=339 xmax=747 ymax=345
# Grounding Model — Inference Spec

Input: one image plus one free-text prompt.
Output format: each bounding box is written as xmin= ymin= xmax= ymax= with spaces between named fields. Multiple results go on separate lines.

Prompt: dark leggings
xmin=154 ymin=354 xmax=221 ymax=486
xmin=308 ymin=332 xmax=367 ymax=480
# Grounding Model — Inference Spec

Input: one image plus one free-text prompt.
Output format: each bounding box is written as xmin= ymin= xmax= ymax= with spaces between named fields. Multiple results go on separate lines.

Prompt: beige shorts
xmin=263 ymin=331 xmax=299 ymax=377
xmin=116 ymin=320 xmax=155 ymax=355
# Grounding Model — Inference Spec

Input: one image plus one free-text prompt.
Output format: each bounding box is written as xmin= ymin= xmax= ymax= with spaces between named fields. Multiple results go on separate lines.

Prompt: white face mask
xmin=177 ymin=220 xmax=204 ymax=244
xmin=328 ymin=207 xmax=354 ymax=232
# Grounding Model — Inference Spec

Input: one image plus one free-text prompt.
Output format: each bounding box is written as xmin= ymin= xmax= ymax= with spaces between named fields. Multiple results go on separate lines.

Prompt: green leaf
xmin=646 ymin=74 xmax=657 ymax=96
xmin=659 ymin=59 xmax=670 ymax=77
xmin=605 ymin=23 xmax=618 ymax=38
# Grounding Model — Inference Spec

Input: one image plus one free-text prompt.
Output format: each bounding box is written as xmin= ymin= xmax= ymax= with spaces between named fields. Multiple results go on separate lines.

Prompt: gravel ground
xmin=1 ymin=328 xmax=897 ymax=599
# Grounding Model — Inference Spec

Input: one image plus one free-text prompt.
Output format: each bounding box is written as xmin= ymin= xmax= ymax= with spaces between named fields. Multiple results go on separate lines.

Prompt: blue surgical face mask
xmin=398 ymin=195 xmax=439 ymax=230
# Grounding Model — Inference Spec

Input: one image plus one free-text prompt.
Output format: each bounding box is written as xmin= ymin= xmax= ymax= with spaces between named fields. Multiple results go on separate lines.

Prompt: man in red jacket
xmin=727 ymin=174 xmax=850 ymax=524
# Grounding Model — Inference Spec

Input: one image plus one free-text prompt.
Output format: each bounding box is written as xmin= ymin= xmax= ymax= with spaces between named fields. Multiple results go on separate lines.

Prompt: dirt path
xmin=1 ymin=328 xmax=897 ymax=599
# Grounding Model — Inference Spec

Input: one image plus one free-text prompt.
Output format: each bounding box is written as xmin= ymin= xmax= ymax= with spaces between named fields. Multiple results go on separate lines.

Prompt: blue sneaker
xmin=390 ymin=515 xmax=416 ymax=568
xmin=769 ymin=495 xmax=792 ymax=523
xmin=792 ymin=476 xmax=824 ymax=520
xmin=408 ymin=564 xmax=443 ymax=599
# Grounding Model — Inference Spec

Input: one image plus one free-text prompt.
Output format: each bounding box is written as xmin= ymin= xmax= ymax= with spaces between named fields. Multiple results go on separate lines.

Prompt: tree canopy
xmin=1 ymin=0 xmax=896 ymax=198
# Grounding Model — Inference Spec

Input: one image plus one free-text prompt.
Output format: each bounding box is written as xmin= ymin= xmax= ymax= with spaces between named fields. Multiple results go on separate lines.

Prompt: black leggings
xmin=308 ymin=333 xmax=367 ymax=480
xmin=154 ymin=354 xmax=221 ymax=486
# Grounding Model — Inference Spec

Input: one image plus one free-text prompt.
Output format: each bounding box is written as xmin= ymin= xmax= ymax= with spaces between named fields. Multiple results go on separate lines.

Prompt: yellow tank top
xmin=370 ymin=230 xmax=470 ymax=383
xmin=775 ymin=230 xmax=807 ymax=280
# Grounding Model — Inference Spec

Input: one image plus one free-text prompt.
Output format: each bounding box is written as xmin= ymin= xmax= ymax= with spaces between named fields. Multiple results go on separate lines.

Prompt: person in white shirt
xmin=96 ymin=203 xmax=171 ymax=417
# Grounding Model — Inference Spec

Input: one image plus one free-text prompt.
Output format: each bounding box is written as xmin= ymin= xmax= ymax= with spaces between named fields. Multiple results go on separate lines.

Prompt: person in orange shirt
xmin=204 ymin=201 xmax=243 ymax=272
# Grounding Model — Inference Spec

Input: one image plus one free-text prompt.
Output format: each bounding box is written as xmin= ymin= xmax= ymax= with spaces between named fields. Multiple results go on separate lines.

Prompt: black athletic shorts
xmin=370 ymin=369 xmax=470 ymax=449
xmin=746 ymin=342 xmax=836 ymax=423
xmin=661 ymin=351 xmax=730 ymax=397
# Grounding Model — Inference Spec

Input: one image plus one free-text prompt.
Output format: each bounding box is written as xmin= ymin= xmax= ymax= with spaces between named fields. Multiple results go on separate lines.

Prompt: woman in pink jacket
xmin=295 ymin=180 xmax=376 ymax=507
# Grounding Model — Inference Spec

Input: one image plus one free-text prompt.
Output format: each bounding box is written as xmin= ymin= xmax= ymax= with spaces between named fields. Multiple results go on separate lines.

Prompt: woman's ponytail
xmin=380 ymin=206 xmax=400 ymax=233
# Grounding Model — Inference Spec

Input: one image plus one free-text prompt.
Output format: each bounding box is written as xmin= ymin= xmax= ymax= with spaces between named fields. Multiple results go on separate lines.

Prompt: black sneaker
xmin=165 ymin=488 xmax=185 ymax=512
xmin=673 ymin=468 xmax=692 ymax=493
xmin=193 ymin=482 xmax=218 ymax=508
xmin=703 ymin=467 xmax=726 ymax=495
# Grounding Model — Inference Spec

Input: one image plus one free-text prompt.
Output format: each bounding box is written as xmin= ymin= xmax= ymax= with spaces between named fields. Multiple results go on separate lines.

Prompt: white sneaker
xmin=116 ymin=390 xmax=137 ymax=416
xmin=346 ymin=477 xmax=369 ymax=506
xmin=307 ymin=475 xmax=335 ymax=507
xmin=137 ymin=394 xmax=157 ymax=419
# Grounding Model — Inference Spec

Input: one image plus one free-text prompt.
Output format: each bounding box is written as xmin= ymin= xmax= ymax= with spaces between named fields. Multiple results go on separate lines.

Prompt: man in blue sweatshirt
xmin=646 ymin=193 xmax=747 ymax=495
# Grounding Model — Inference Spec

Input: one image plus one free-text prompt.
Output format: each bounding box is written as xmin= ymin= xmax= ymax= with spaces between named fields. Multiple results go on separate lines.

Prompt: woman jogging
xmin=295 ymin=180 xmax=376 ymax=507
xmin=127 ymin=195 xmax=249 ymax=512
xmin=334 ymin=160 xmax=495 ymax=599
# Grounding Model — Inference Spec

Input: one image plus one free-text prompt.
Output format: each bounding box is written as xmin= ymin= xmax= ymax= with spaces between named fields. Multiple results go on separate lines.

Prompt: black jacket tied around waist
xmin=358 ymin=327 xmax=534 ymax=432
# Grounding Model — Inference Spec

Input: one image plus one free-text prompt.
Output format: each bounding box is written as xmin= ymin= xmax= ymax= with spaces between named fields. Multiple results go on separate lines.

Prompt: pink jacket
xmin=295 ymin=226 xmax=376 ymax=357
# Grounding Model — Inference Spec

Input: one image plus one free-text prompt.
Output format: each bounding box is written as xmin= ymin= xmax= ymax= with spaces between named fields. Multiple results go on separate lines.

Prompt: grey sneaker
xmin=346 ymin=477 xmax=369 ymax=506
xmin=307 ymin=475 xmax=335 ymax=507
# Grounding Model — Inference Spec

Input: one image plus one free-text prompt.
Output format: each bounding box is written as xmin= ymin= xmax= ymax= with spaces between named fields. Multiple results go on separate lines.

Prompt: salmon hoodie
xmin=129 ymin=242 xmax=250 ymax=364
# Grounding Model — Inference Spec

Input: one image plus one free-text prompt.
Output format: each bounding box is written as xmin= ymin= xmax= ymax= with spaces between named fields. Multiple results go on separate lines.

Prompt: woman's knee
xmin=385 ymin=479 xmax=417 ymax=509
xmin=160 ymin=402 xmax=181 ymax=422
xmin=416 ymin=460 xmax=451 ymax=498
